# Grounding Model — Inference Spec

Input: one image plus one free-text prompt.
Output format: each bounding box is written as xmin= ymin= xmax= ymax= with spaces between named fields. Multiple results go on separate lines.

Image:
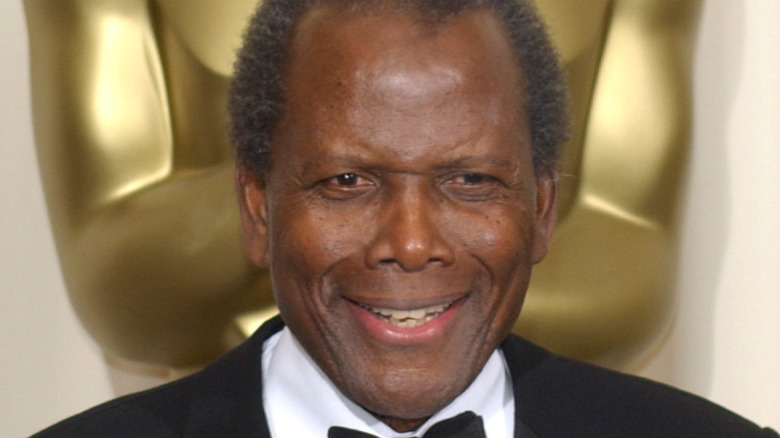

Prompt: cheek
xmin=445 ymin=204 xmax=536 ymax=266
xmin=269 ymin=202 xmax=370 ymax=281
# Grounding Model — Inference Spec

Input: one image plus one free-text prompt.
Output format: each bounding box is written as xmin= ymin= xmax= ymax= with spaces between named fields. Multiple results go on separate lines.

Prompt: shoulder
xmin=32 ymin=317 xmax=285 ymax=438
xmin=30 ymin=380 xmax=193 ymax=438
xmin=502 ymin=335 xmax=778 ymax=438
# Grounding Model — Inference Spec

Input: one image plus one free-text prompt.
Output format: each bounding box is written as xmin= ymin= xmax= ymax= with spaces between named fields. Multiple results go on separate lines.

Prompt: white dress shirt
xmin=263 ymin=327 xmax=514 ymax=437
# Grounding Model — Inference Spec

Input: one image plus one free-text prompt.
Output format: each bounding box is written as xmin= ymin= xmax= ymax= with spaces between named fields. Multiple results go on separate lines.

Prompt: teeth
xmin=408 ymin=309 xmax=425 ymax=319
xmin=375 ymin=308 xmax=394 ymax=317
xmin=361 ymin=302 xmax=454 ymax=328
xmin=394 ymin=310 xmax=411 ymax=319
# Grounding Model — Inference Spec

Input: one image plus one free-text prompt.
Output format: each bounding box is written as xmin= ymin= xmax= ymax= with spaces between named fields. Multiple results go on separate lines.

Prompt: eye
xmin=317 ymin=172 xmax=374 ymax=200
xmin=459 ymin=173 xmax=491 ymax=185
xmin=331 ymin=173 xmax=361 ymax=187
xmin=450 ymin=173 xmax=498 ymax=186
xmin=442 ymin=172 xmax=503 ymax=201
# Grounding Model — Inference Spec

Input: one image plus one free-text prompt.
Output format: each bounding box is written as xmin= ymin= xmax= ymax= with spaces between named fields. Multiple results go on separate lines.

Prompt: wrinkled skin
xmin=237 ymin=5 xmax=558 ymax=432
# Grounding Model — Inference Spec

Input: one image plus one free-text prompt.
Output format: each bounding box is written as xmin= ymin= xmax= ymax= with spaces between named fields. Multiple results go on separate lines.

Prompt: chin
xmin=355 ymin=385 xmax=461 ymax=432
xmin=339 ymin=356 xmax=479 ymax=426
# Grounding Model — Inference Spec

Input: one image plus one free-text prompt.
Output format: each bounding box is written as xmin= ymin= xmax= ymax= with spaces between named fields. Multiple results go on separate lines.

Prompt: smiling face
xmin=237 ymin=4 xmax=557 ymax=432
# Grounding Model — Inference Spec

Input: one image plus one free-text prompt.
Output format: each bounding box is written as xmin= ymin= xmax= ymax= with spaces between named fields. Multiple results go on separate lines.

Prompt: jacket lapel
xmin=182 ymin=316 xmax=286 ymax=437
xmin=502 ymin=335 xmax=548 ymax=438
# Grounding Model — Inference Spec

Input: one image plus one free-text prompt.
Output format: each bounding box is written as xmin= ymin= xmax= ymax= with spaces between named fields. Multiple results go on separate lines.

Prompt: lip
xmin=346 ymin=295 xmax=468 ymax=345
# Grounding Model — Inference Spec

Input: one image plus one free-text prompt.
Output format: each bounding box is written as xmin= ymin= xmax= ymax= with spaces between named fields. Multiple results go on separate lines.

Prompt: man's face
xmin=238 ymin=5 xmax=557 ymax=432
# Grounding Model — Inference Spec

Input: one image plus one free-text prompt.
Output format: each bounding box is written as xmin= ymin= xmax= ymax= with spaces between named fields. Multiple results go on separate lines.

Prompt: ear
xmin=532 ymin=170 xmax=559 ymax=264
xmin=235 ymin=167 xmax=271 ymax=269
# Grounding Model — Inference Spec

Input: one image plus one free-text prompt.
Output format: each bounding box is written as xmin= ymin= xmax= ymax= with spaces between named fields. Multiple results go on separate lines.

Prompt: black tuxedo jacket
xmin=34 ymin=317 xmax=778 ymax=437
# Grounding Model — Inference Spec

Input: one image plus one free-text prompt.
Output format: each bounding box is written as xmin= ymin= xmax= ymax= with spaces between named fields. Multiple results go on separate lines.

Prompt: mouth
xmin=346 ymin=295 xmax=467 ymax=345
xmin=357 ymin=301 xmax=457 ymax=329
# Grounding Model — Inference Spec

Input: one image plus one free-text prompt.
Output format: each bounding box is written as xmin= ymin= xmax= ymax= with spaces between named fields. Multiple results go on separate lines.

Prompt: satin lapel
xmin=182 ymin=316 xmax=286 ymax=438
xmin=513 ymin=420 xmax=541 ymax=438
xmin=501 ymin=335 xmax=547 ymax=438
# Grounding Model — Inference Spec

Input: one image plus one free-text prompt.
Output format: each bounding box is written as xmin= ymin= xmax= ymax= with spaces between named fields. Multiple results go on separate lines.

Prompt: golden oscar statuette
xmin=24 ymin=0 xmax=701 ymax=383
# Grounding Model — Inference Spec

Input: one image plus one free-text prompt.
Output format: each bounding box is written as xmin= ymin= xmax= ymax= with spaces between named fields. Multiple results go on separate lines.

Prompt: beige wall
xmin=678 ymin=0 xmax=780 ymax=426
xmin=0 ymin=3 xmax=113 ymax=437
xmin=1 ymin=0 xmax=778 ymax=436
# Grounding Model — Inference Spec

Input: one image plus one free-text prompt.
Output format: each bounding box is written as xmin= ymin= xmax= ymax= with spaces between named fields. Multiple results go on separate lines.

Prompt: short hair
xmin=229 ymin=0 xmax=568 ymax=175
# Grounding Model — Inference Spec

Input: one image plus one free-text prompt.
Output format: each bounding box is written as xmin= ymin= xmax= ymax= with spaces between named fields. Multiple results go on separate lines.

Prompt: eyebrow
xmin=300 ymin=153 xmax=370 ymax=176
xmin=301 ymin=152 xmax=520 ymax=174
xmin=441 ymin=155 xmax=520 ymax=171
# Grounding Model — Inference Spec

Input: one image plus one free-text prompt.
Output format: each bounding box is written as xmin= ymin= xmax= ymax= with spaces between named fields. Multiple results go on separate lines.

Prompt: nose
xmin=364 ymin=186 xmax=455 ymax=271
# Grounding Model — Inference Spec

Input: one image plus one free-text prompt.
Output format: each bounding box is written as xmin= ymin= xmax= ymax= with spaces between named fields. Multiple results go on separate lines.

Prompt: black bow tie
xmin=328 ymin=411 xmax=486 ymax=438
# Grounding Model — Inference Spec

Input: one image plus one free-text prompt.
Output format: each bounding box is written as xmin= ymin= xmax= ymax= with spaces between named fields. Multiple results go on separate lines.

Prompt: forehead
xmin=286 ymin=4 xmax=523 ymax=87
xmin=277 ymin=4 xmax=528 ymax=153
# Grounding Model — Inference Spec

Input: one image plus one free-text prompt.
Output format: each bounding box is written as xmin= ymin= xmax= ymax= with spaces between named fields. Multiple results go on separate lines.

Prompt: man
xmin=34 ymin=0 xmax=778 ymax=436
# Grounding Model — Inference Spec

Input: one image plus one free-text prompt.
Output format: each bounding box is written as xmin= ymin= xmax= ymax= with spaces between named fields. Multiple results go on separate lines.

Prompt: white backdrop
xmin=1 ymin=1 xmax=778 ymax=436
